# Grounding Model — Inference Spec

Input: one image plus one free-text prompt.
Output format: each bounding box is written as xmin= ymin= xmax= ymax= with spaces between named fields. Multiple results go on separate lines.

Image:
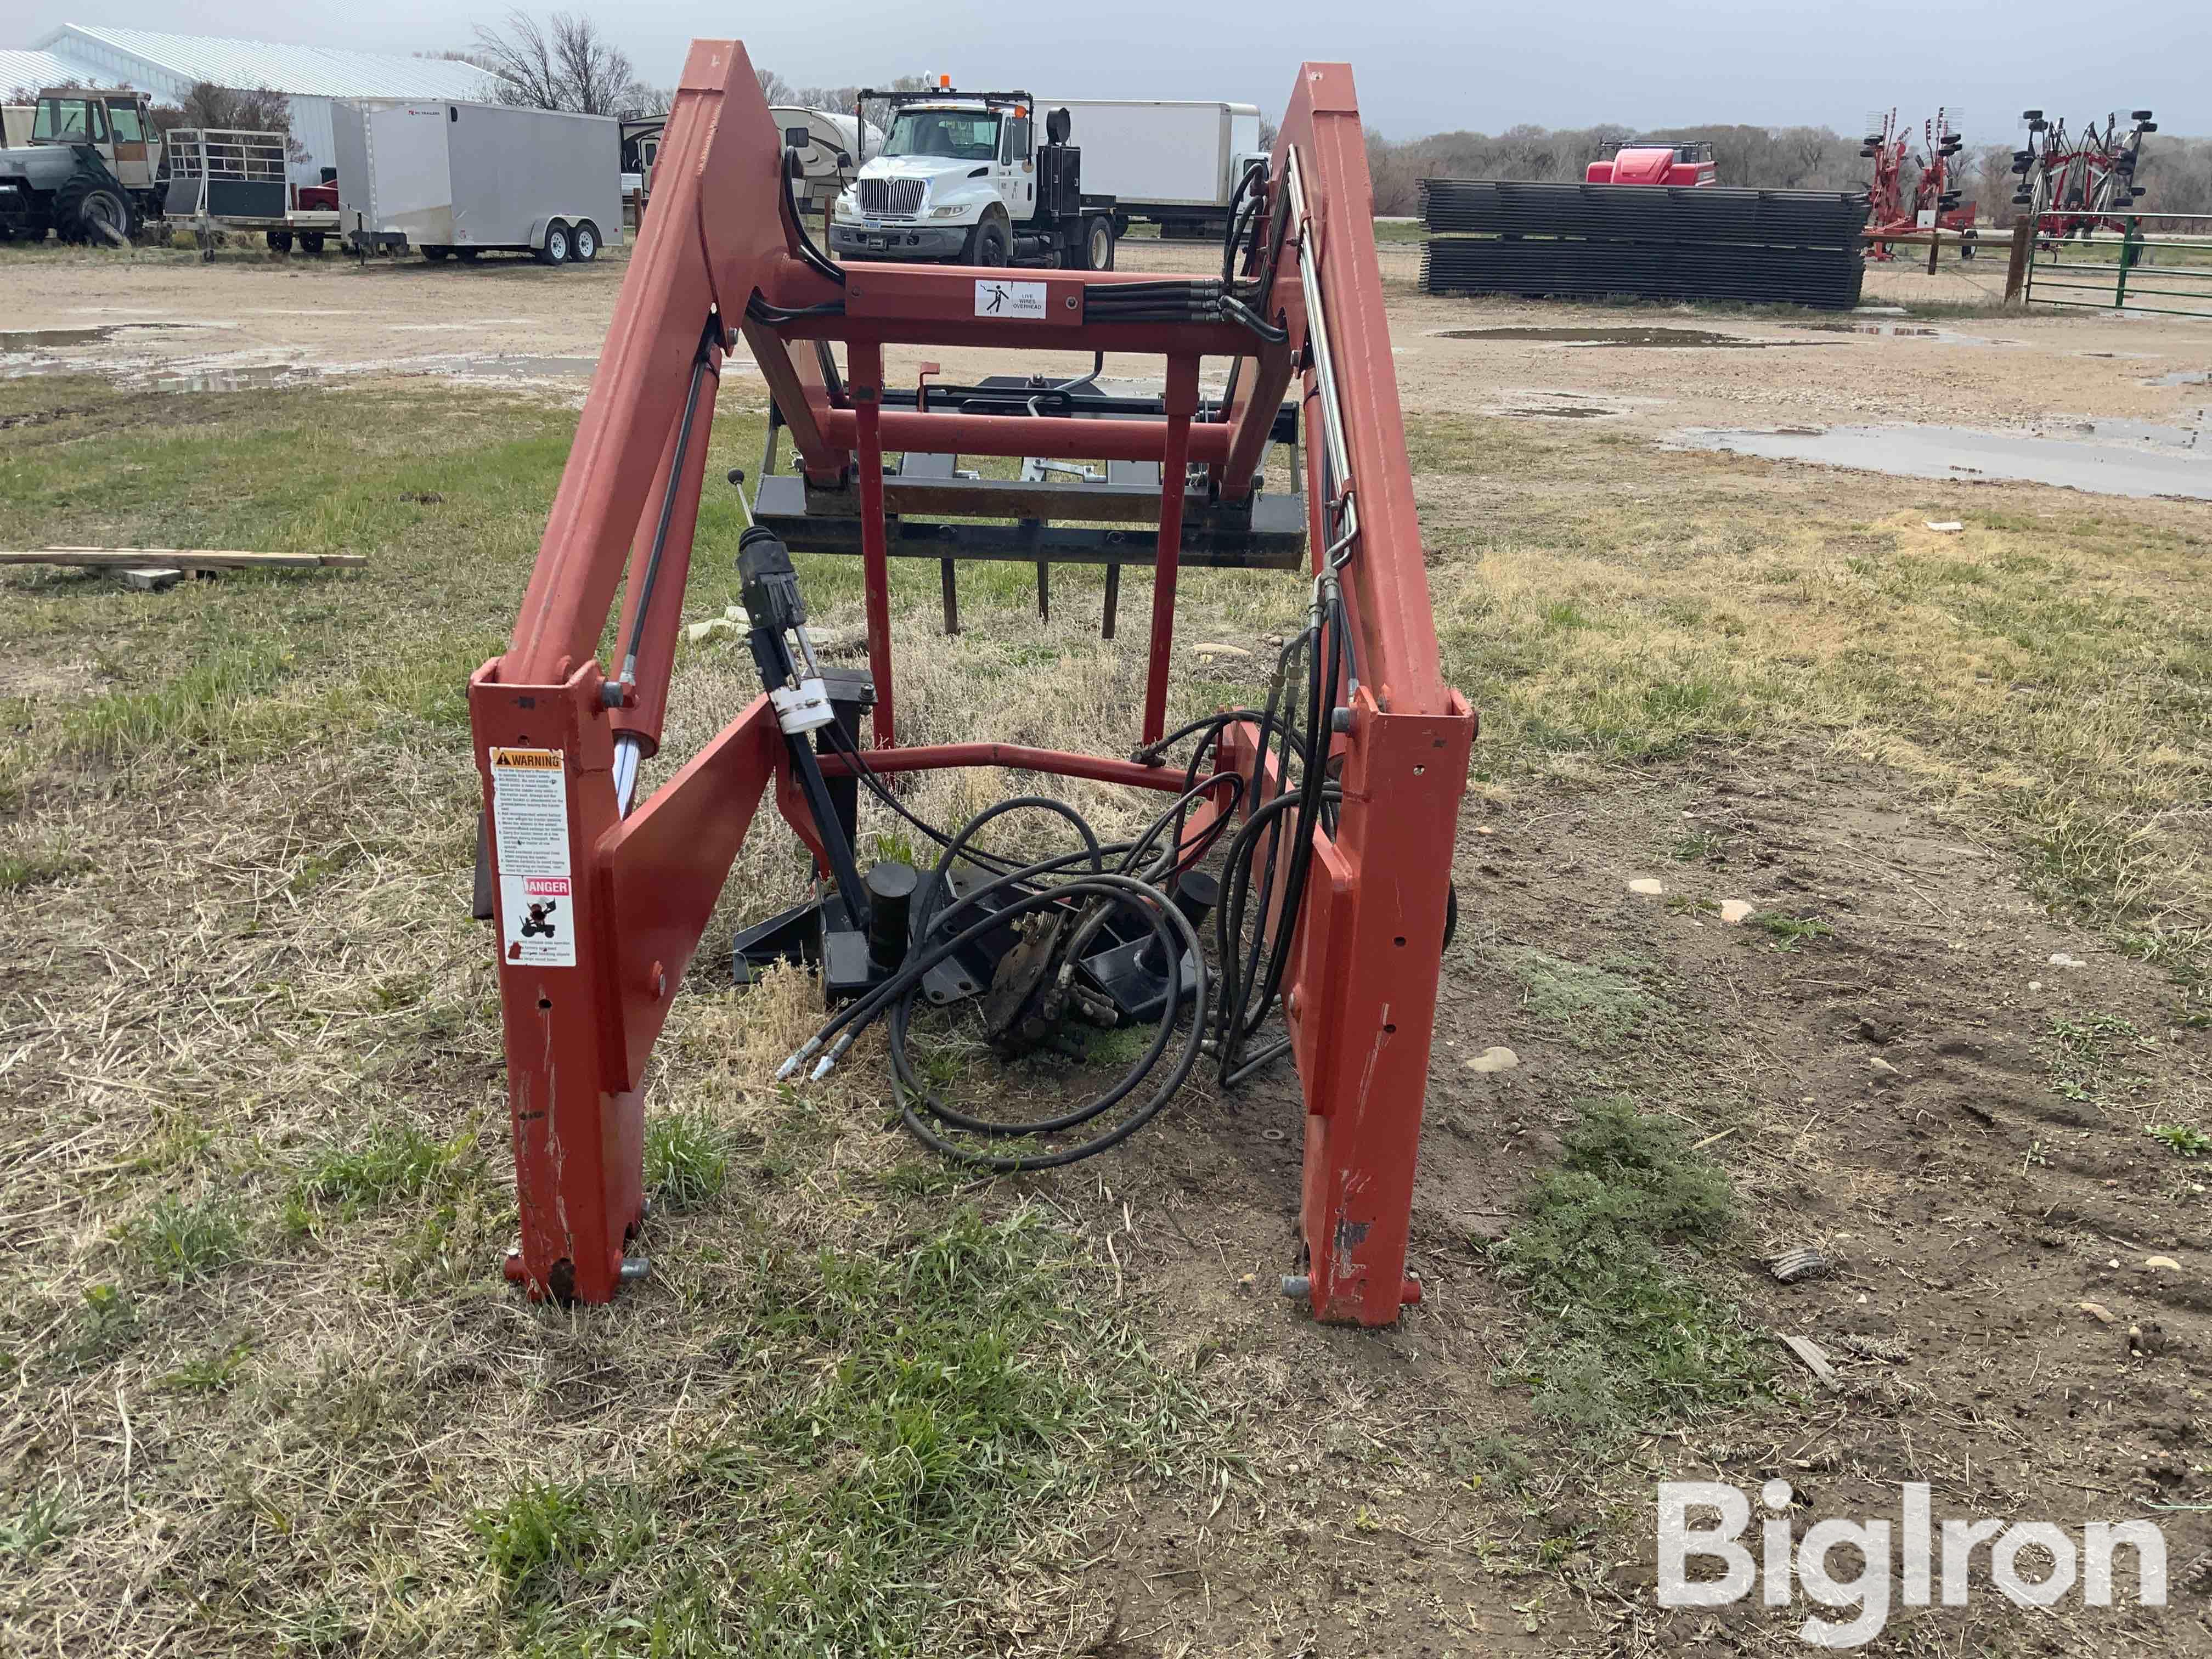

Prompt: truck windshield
xmin=882 ymin=109 xmax=999 ymax=162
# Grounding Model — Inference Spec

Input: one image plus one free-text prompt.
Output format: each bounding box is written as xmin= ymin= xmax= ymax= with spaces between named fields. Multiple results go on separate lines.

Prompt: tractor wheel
xmin=572 ymin=219 xmax=600 ymax=262
xmin=964 ymin=215 xmax=1010 ymax=267
xmin=536 ymin=219 xmax=571 ymax=266
xmin=54 ymin=172 xmax=134 ymax=246
xmin=267 ymin=229 xmax=294 ymax=253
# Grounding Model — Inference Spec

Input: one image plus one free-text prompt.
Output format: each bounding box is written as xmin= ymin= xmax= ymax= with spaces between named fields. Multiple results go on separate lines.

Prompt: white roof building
xmin=18 ymin=25 xmax=502 ymax=184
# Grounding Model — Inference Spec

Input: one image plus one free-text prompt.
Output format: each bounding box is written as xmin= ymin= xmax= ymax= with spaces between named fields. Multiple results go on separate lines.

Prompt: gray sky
xmin=19 ymin=2 xmax=2209 ymax=139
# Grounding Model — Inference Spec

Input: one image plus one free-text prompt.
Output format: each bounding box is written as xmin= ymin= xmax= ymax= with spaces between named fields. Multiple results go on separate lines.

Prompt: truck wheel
xmin=54 ymin=172 xmax=133 ymax=246
xmin=1084 ymin=215 xmax=1115 ymax=271
xmin=537 ymin=220 xmax=571 ymax=266
xmin=964 ymin=216 xmax=1009 ymax=267
xmin=572 ymin=220 xmax=600 ymax=262
xmin=267 ymin=230 xmax=294 ymax=253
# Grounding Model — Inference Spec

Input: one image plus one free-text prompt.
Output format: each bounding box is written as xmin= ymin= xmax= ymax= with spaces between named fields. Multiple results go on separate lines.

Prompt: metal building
xmin=20 ymin=25 xmax=500 ymax=187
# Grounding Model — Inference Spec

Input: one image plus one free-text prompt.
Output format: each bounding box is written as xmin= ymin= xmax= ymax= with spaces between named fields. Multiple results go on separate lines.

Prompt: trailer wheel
xmin=572 ymin=220 xmax=600 ymax=262
xmin=298 ymin=231 xmax=325 ymax=256
xmin=267 ymin=229 xmax=294 ymax=253
xmin=537 ymin=220 xmax=572 ymax=266
xmin=455 ymin=247 xmax=480 ymax=262
xmin=422 ymin=245 xmax=451 ymax=262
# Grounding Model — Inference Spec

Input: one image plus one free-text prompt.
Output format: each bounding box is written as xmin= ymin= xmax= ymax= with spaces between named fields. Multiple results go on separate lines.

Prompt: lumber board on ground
xmin=1 ymin=548 xmax=366 ymax=569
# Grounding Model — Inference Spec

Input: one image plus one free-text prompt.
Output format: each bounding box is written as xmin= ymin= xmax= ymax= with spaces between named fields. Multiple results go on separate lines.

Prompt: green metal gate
xmin=2023 ymin=211 xmax=2212 ymax=319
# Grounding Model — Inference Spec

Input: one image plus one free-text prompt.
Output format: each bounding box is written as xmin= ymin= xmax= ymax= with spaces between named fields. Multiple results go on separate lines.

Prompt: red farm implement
xmin=1585 ymin=140 xmax=1717 ymax=187
xmin=467 ymin=41 xmax=1472 ymax=1325
xmin=1864 ymin=109 xmax=1976 ymax=261
xmin=2012 ymin=109 xmax=2154 ymax=244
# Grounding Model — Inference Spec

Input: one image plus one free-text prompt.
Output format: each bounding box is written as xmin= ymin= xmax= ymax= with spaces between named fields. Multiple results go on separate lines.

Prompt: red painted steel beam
xmin=1280 ymin=66 xmax=1445 ymax=716
xmin=815 ymin=408 xmax=1236 ymax=466
xmin=1269 ymin=63 xmax=1475 ymax=1325
xmin=819 ymin=742 xmax=1195 ymax=794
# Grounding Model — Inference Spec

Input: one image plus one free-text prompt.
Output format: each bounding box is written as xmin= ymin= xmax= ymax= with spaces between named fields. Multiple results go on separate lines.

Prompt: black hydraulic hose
xmin=887 ymin=878 xmax=1207 ymax=1171
xmin=893 ymin=879 xmax=1183 ymax=1138
xmin=617 ymin=314 xmax=719 ymax=689
xmin=746 ymin=294 xmax=847 ymax=325
xmin=783 ymin=150 xmax=847 ymax=287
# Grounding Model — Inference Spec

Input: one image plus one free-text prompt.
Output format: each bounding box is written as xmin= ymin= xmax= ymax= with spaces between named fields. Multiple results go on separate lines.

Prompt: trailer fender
xmin=527 ymin=213 xmax=602 ymax=253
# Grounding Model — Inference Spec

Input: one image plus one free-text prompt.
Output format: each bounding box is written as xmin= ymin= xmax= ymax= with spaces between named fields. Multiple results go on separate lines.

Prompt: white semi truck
xmin=831 ymin=86 xmax=1117 ymax=269
xmin=831 ymin=88 xmax=1265 ymax=267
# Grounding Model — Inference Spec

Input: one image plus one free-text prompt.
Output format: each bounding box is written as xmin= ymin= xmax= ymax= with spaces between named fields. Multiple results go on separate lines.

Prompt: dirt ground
xmin=5 ymin=236 xmax=2206 ymax=435
xmin=5 ymin=235 xmax=2211 ymax=1657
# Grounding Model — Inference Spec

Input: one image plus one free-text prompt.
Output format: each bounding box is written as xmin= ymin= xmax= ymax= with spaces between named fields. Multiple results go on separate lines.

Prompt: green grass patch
xmin=2147 ymin=1122 xmax=2211 ymax=1158
xmin=1751 ymin=911 xmax=1834 ymax=950
xmin=0 ymin=842 xmax=89 ymax=890
xmin=294 ymin=1120 xmax=467 ymax=1219
xmin=472 ymin=1204 xmax=1197 ymax=1654
xmin=1500 ymin=947 xmax=1659 ymax=1048
xmin=1491 ymin=1097 xmax=1768 ymax=1437
xmin=125 ymin=1194 xmax=246 ymax=1282
xmin=644 ymin=1109 xmax=732 ymax=1210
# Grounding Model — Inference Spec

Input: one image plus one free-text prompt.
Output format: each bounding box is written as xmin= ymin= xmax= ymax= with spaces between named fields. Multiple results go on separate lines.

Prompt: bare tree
xmin=151 ymin=83 xmax=308 ymax=160
xmin=472 ymin=11 xmax=633 ymax=115
xmin=755 ymin=67 xmax=795 ymax=106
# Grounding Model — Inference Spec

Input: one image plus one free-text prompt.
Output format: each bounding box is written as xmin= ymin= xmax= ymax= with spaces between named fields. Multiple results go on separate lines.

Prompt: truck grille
xmin=860 ymin=178 xmax=926 ymax=217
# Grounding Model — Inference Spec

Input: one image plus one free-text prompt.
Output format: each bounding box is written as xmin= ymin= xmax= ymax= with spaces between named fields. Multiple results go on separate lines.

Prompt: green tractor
xmin=0 ymin=87 xmax=166 ymax=245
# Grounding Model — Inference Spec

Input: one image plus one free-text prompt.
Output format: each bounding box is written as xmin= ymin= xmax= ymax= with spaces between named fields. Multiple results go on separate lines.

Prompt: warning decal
xmin=490 ymin=746 xmax=575 ymax=967
xmin=974 ymin=278 xmax=1048 ymax=320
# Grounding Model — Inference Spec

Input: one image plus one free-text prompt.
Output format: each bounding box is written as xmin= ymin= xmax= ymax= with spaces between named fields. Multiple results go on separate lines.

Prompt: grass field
xmin=4 ymin=347 xmax=2209 ymax=1652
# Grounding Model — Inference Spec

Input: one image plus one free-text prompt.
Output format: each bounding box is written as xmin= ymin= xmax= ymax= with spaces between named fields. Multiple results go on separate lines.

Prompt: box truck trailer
xmin=1046 ymin=99 xmax=1265 ymax=237
xmin=333 ymin=99 xmax=621 ymax=266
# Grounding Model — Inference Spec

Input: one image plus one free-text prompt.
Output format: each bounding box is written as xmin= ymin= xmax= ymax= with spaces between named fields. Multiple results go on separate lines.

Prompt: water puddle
xmin=432 ymin=354 xmax=600 ymax=382
xmin=0 ymin=321 xmax=224 ymax=351
xmin=151 ymin=365 xmax=325 ymax=393
xmin=1676 ymin=421 xmax=2212 ymax=499
xmin=1435 ymin=325 xmax=1837 ymax=349
xmin=2148 ymin=369 xmax=2211 ymax=386
xmin=1793 ymin=321 xmax=1997 ymax=344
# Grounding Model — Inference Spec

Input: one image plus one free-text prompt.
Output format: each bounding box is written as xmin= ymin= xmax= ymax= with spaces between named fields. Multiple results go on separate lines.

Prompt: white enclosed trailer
xmin=332 ymin=99 xmax=621 ymax=266
xmin=1045 ymin=99 xmax=1265 ymax=236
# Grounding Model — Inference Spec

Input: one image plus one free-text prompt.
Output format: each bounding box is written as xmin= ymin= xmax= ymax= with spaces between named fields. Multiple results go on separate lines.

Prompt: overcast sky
xmin=18 ymin=2 xmax=2209 ymax=138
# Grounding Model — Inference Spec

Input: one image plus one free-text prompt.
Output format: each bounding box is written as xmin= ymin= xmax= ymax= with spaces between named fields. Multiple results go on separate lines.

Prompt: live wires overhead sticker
xmin=490 ymin=747 xmax=575 ymax=967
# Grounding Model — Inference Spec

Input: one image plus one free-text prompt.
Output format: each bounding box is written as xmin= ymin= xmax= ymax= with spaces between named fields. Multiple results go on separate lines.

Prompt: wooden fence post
xmin=2004 ymin=217 xmax=2035 ymax=305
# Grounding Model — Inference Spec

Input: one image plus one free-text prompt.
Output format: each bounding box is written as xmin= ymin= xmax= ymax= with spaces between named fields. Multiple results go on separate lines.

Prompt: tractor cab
xmin=29 ymin=88 xmax=161 ymax=193
xmin=1587 ymin=139 xmax=1718 ymax=187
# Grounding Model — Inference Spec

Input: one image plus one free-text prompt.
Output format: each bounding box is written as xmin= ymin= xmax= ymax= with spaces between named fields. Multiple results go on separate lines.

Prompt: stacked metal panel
xmin=1419 ymin=180 xmax=1872 ymax=309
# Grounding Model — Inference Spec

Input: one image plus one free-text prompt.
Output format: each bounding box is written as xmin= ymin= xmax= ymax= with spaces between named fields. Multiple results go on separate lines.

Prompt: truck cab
xmin=831 ymin=88 xmax=1116 ymax=269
